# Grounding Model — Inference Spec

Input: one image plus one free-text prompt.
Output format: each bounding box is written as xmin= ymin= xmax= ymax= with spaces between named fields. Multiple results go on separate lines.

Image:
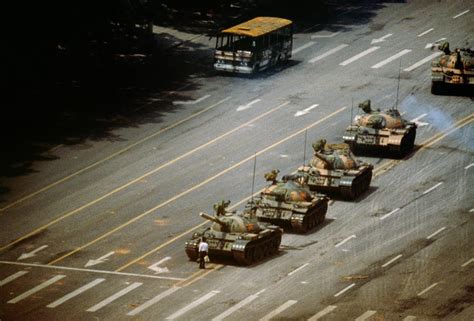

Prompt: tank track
xmin=232 ymin=234 xmax=282 ymax=265
xmin=389 ymin=127 xmax=416 ymax=158
xmin=340 ymin=168 xmax=373 ymax=200
xmin=290 ymin=201 xmax=328 ymax=233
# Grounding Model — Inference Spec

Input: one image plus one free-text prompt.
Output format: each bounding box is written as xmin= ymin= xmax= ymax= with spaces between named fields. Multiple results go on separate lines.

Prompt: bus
xmin=214 ymin=17 xmax=293 ymax=74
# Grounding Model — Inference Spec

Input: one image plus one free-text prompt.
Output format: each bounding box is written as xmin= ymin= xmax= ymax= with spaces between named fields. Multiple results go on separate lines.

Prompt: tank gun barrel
xmin=313 ymin=151 xmax=332 ymax=166
xmin=200 ymin=212 xmax=227 ymax=227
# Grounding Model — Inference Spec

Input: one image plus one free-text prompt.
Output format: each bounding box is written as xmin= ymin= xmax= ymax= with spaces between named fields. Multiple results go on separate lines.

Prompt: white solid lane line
xmin=380 ymin=208 xmax=400 ymax=220
xmin=453 ymin=10 xmax=469 ymax=19
xmin=335 ymin=235 xmax=356 ymax=247
xmin=309 ymin=44 xmax=348 ymax=63
xmin=288 ymin=263 xmax=310 ymax=276
xmin=461 ymin=258 xmax=474 ymax=267
xmin=8 ymin=275 xmax=66 ymax=304
xmin=0 ymin=271 xmax=28 ymax=287
xmin=237 ymin=99 xmax=261 ymax=111
xmin=422 ymin=182 xmax=443 ymax=195
xmin=418 ymin=28 xmax=434 ymax=37
xmin=259 ymin=300 xmax=298 ymax=321
xmin=339 ymin=47 xmax=380 ymax=66
xmin=86 ymin=282 xmax=142 ymax=312
xmin=127 ymin=287 xmax=181 ymax=316
xmin=166 ymin=290 xmax=220 ymax=320
xmin=212 ymin=289 xmax=266 ymax=321
xmin=292 ymin=41 xmax=317 ymax=54
xmin=311 ymin=32 xmax=340 ymax=39
xmin=371 ymin=49 xmax=412 ymax=69
xmin=427 ymin=226 xmax=446 ymax=240
xmin=308 ymin=305 xmax=337 ymax=321
xmin=355 ymin=310 xmax=377 ymax=321
xmin=47 ymin=278 xmax=106 ymax=308
xmin=417 ymin=282 xmax=438 ymax=296
xmin=404 ymin=52 xmax=442 ymax=71
xmin=382 ymin=254 xmax=403 ymax=268
xmin=173 ymin=94 xmax=211 ymax=105
xmin=334 ymin=283 xmax=356 ymax=297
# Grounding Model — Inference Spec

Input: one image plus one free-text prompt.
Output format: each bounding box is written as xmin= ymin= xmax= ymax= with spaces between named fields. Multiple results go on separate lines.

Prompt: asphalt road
xmin=0 ymin=1 xmax=473 ymax=320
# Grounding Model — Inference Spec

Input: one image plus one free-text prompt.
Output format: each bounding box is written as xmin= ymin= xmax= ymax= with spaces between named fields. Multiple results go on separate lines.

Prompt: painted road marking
xmin=259 ymin=300 xmax=298 ymax=321
xmin=3 ymin=101 xmax=290 ymax=256
xmin=461 ymin=258 xmax=474 ymax=267
xmin=380 ymin=208 xmax=400 ymax=220
xmin=382 ymin=254 xmax=403 ymax=268
xmin=404 ymin=52 xmax=442 ymax=71
xmin=309 ymin=44 xmax=348 ymax=63
xmin=371 ymin=49 xmax=411 ymax=69
xmin=417 ymin=282 xmax=438 ymax=296
xmin=464 ymin=163 xmax=474 ymax=170
xmin=288 ymin=263 xmax=310 ymax=276
xmin=371 ymin=33 xmax=393 ymax=44
xmin=355 ymin=310 xmax=377 ymax=321
xmin=8 ymin=275 xmax=66 ymax=304
xmin=237 ymin=99 xmax=261 ymax=111
xmin=311 ymin=32 xmax=340 ymax=39
xmin=423 ymin=182 xmax=443 ymax=195
xmin=0 ymin=271 xmax=28 ymax=286
xmin=85 ymin=251 xmax=115 ymax=268
xmin=18 ymin=245 xmax=48 ymax=261
xmin=410 ymin=113 xmax=429 ymax=127
xmin=403 ymin=317 xmax=417 ymax=321
xmin=340 ymin=47 xmax=380 ymax=66
xmin=148 ymin=257 xmax=171 ymax=274
xmin=173 ymin=94 xmax=211 ymax=105
xmin=470 ymin=209 xmax=474 ymax=213
xmin=87 ymin=282 xmax=142 ymax=312
xmin=0 ymin=96 xmax=231 ymax=213
xmin=334 ymin=283 xmax=355 ymax=297
xmin=0 ymin=260 xmax=185 ymax=281
xmin=127 ymin=287 xmax=181 ymax=316
xmin=212 ymin=289 xmax=266 ymax=321
xmin=47 ymin=278 xmax=106 ymax=308
xmin=425 ymin=38 xmax=446 ymax=49
xmin=308 ymin=305 xmax=337 ymax=320
xmin=453 ymin=10 xmax=469 ymax=19
xmin=335 ymin=235 xmax=356 ymax=248
xmin=418 ymin=28 xmax=433 ymax=37
xmin=166 ymin=290 xmax=220 ymax=320
xmin=427 ymin=226 xmax=446 ymax=239
xmin=295 ymin=104 xmax=318 ymax=117
xmin=292 ymin=41 xmax=316 ymax=54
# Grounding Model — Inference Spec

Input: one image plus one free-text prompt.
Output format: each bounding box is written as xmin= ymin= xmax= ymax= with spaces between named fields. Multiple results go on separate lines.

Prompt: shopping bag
xmin=204 ymin=255 xmax=210 ymax=263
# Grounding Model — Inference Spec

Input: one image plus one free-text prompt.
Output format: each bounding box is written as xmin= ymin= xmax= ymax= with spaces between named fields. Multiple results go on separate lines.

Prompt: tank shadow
xmin=431 ymin=84 xmax=473 ymax=98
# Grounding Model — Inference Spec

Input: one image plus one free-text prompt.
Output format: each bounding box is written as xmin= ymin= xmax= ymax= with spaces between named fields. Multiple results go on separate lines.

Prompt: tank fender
xmin=231 ymin=239 xmax=249 ymax=253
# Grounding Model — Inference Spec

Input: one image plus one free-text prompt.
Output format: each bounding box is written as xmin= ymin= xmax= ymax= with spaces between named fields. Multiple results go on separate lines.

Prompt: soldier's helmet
xmin=359 ymin=100 xmax=372 ymax=114
xmin=312 ymin=139 xmax=327 ymax=152
xmin=264 ymin=169 xmax=280 ymax=182
xmin=439 ymin=41 xmax=450 ymax=54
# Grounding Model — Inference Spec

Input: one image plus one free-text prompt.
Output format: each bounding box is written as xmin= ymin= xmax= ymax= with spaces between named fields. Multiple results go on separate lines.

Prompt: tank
xmin=431 ymin=42 xmax=474 ymax=94
xmin=343 ymin=100 xmax=417 ymax=158
xmin=296 ymin=139 xmax=373 ymax=199
xmin=185 ymin=201 xmax=283 ymax=265
xmin=253 ymin=170 xmax=329 ymax=233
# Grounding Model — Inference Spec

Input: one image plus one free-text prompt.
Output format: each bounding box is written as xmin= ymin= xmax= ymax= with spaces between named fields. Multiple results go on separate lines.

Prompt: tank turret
xmin=254 ymin=170 xmax=329 ymax=233
xmin=185 ymin=202 xmax=282 ymax=265
xmin=343 ymin=100 xmax=417 ymax=158
xmin=431 ymin=42 xmax=474 ymax=94
xmin=297 ymin=139 xmax=373 ymax=199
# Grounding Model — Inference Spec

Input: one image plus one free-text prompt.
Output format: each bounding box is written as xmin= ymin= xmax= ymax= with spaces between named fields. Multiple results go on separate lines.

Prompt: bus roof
xmin=221 ymin=17 xmax=292 ymax=38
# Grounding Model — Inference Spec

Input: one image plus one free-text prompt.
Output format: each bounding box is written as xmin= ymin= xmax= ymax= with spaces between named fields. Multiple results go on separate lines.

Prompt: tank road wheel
xmin=253 ymin=244 xmax=265 ymax=262
xmin=431 ymin=82 xmax=444 ymax=95
xmin=271 ymin=235 xmax=281 ymax=254
xmin=316 ymin=209 xmax=326 ymax=225
xmin=243 ymin=247 xmax=254 ymax=265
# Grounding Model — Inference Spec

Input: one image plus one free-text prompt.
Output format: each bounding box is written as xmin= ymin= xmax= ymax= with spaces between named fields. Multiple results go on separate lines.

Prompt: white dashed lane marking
xmin=0 ymin=271 xmax=29 ymax=286
xmin=309 ymin=44 xmax=348 ymax=63
xmin=308 ymin=305 xmax=337 ymax=320
xmin=86 ymin=282 xmax=142 ymax=312
xmin=259 ymin=300 xmax=298 ymax=321
xmin=47 ymin=278 xmax=106 ymax=308
xmin=8 ymin=275 xmax=66 ymax=304
xmin=340 ymin=47 xmax=380 ymax=66
xmin=404 ymin=52 xmax=442 ymax=71
xmin=292 ymin=41 xmax=317 ymax=54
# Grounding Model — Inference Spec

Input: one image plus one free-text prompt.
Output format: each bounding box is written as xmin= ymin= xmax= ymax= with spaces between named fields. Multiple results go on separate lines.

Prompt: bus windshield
xmin=214 ymin=17 xmax=293 ymax=74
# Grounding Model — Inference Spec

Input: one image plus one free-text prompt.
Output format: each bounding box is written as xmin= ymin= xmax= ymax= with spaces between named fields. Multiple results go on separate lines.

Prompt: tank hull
xmin=255 ymin=197 xmax=328 ymax=233
xmin=185 ymin=227 xmax=282 ymax=265
xmin=297 ymin=164 xmax=373 ymax=200
xmin=343 ymin=124 xmax=416 ymax=158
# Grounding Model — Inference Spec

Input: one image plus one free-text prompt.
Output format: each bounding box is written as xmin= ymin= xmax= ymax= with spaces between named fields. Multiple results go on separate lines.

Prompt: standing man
xmin=198 ymin=237 xmax=209 ymax=269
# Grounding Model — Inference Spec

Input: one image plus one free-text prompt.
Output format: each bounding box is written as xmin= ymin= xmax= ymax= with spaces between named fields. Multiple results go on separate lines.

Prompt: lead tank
xmin=431 ymin=42 xmax=474 ymax=94
xmin=253 ymin=170 xmax=329 ymax=233
xmin=185 ymin=201 xmax=283 ymax=265
xmin=343 ymin=100 xmax=416 ymax=158
xmin=297 ymin=139 xmax=373 ymax=199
